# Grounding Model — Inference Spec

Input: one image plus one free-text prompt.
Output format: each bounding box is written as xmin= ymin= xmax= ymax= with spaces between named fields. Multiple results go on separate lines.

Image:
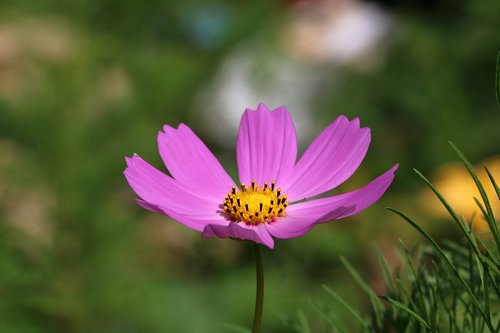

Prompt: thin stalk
xmin=252 ymin=243 xmax=264 ymax=333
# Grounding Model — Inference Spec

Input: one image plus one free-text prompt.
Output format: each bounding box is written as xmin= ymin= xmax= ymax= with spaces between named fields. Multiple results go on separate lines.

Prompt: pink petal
xmin=159 ymin=206 xmax=228 ymax=232
xmin=135 ymin=199 xmax=164 ymax=213
xmin=264 ymin=214 xmax=317 ymax=239
xmin=281 ymin=116 xmax=371 ymax=202
xmin=124 ymin=155 xmax=219 ymax=214
xmin=266 ymin=164 xmax=398 ymax=239
xmin=236 ymin=103 xmax=297 ymax=188
xmin=202 ymin=221 xmax=275 ymax=249
xmin=135 ymin=199 xmax=226 ymax=232
xmin=158 ymin=123 xmax=235 ymax=199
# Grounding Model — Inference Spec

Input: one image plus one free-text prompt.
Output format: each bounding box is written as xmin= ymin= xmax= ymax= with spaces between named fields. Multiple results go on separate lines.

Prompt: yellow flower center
xmin=223 ymin=181 xmax=288 ymax=225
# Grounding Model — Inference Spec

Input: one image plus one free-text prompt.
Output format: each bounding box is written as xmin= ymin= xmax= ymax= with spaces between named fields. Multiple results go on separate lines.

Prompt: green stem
xmin=252 ymin=243 xmax=264 ymax=333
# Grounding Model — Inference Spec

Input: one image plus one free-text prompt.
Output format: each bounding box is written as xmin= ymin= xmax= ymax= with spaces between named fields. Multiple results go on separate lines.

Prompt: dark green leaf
xmin=496 ymin=51 xmax=500 ymax=111
xmin=322 ymin=285 xmax=369 ymax=328
xmin=340 ymin=256 xmax=385 ymax=328
xmin=387 ymin=207 xmax=492 ymax=331
xmin=483 ymin=163 xmax=500 ymax=200
xmin=372 ymin=242 xmax=395 ymax=294
xmin=449 ymin=142 xmax=500 ymax=252
xmin=310 ymin=300 xmax=349 ymax=333
xmin=296 ymin=310 xmax=312 ymax=333
xmin=413 ymin=168 xmax=482 ymax=257
xmin=381 ymin=296 xmax=432 ymax=329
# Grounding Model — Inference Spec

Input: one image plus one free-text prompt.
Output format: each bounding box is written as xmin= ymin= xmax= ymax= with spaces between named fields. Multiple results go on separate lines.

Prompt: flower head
xmin=124 ymin=104 xmax=398 ymax=248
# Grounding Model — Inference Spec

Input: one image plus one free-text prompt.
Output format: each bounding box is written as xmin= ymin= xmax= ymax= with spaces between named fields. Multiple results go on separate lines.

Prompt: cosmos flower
xmin=124 ymin=104 xmax=398 ymax=248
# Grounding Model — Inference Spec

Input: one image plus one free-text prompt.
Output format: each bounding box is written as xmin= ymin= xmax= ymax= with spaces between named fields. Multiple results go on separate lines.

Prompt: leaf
xmin=475 ymin=236 xmax=498 ymax=267
xmin=387 ymin=207 xmax=492 ymax=330
xmin=449 ymin=142 xmax=500 ymax=252
xmin=482 ymin=260 xmax=500 ymax=292
xmin=434 ymin=264 xmax=463 ymax=333
xmin=309 ymin=300 xmax=349 ymax=333
xmin=483 ymin=163 xmax=500 ymax=200
xmin=372 ymin=242 xmax=395 ymax=294
xmin=398 ymin=239 xmax=432 ymax=321
xmin=322 ymin=285 xmax=369 ymax=328
xmin=442 ymin=239 xmax=470 ymax=258
xmin=413 ymin=168 xmax=482 ymax=257
xmin=296 ymin=310 xmax=312 ymax=333
xmin=340 ymin=256 xmax=385 ymax=328
xmin=381 ymin=296 xmax=432 ymax=329
xmin=496 ymin=51 xmax=500 ymax=111
xmin=395 ymin=278 xmax=415 ymax=307
xmin=482 ymin=265 xmax=490 ymax=323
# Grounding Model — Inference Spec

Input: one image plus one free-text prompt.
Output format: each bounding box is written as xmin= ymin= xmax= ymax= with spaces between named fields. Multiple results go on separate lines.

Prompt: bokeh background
xmin=0 ymin=0 xmax=499 ymax=332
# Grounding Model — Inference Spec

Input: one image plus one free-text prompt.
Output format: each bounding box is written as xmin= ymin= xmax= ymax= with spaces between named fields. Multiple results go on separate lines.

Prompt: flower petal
xmin=266 ymin=164 xmax=398 ymax=239
xmin=159 ymin=206 xmax=228 ymax=232
xmin=158 ymin=123 xmax=235 ymax=199
xmin=236 ymin=103 xmax=297 ymax=188
xmin=202 ymin=221 xmax=275 ymax=249
xmin=135 ymin=199 xmax=226 ymax=232
xmin=135 ymin=199 xmax=163 ymax=213
xmin=124 ymin=155 xmax=219 ymax=213
xmin=282 ymin=116 xmax=371 ymax=202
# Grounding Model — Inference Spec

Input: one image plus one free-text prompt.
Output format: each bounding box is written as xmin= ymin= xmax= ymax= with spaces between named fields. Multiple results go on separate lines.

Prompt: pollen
xmin=223 ymin=181 xmax=288 ymax=225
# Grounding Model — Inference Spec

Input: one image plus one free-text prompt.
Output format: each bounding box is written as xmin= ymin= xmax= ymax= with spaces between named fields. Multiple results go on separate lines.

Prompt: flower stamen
xmin=223 ymin=180 xmax=288 ymax=225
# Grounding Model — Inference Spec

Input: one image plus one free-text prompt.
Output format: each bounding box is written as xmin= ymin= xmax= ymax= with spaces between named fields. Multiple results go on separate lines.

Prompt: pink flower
xmin=124 ymin=104 xmax=398 ymax=249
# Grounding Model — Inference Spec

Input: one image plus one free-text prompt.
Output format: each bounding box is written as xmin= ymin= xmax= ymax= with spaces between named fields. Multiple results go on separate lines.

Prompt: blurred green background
xmin=0 ymin=0 xmax=499 ymax=332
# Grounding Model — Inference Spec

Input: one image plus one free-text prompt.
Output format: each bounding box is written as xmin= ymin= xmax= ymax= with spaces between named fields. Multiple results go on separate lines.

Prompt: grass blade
xmin=395 ymin=278 xmax=417 ymax=309
xmin=322 ymin=285 xmax=369 ymax=328
xmin=372 ymin=242 xmax=395 ymax=294
xmin=296 ymin=310 xmax=312 ymax=333
xmin=340 ymin=256 xmax=384 ymax=328
xmin=387 ymin=207 xmax=494 ymax=332
xmin=381 ymin=296 xmax=432 ymax=330
xmin=398 ymin=240 xmax=432 ymax=320
xmin=309 ymin=300 xmax=349 ymax=333
xmin=496 ymin=51 xmax=500 ymax=111
xmin=413 ymin=168 xmax=482 ymax=257
xmin=483 ymin=163 xmax=500 ymax=200
xmin=449 ymin=142 xmax=500 ymax=252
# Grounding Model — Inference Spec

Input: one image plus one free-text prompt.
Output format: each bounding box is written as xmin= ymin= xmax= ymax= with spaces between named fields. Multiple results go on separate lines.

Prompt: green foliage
xmin=221 ymin=323 xmax=251 ymax=333
xmin=298 ymin=146 xmax=500 ymax=332
xmin=496 ymin=51 xmax=500 ymax=111
xmin=317 ymin=0 xmax=500 ymax=177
